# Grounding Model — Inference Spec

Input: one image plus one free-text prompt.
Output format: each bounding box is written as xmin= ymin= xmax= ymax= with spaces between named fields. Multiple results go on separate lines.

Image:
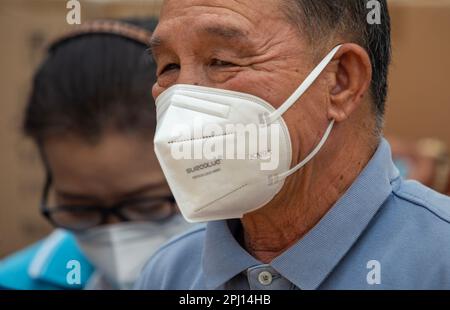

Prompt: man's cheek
xmin=153 ymin=76 xmax=176 ymax=99
xmin=221 ymin=71 xmax=288 ymax=106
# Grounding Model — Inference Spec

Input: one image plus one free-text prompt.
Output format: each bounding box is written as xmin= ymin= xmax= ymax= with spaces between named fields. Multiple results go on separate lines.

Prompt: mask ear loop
xmin=266 ymin=44 xmax=342 ymax=124
xmin=265 ymin=44 xmax=343 ymax=185
xmin=269 ymin=119 xmax=335 ymax=185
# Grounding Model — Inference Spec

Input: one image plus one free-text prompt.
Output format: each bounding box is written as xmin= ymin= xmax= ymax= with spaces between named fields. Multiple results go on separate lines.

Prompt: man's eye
xmin=159 ymin=63 xmax=180 ymax=75
xmin=210 ymin=59 xmax=236 ymax=67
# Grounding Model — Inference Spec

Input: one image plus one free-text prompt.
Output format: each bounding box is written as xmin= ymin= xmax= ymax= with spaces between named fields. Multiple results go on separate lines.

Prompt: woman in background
xmin=0 ymin=19 xmax=191 ymax=290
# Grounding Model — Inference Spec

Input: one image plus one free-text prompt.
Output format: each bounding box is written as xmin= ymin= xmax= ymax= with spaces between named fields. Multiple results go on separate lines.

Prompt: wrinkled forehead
xmin=158 ymin=0 xmax=282 ymax=30
xmin=153 ymin=0 xmax=286 ymax=51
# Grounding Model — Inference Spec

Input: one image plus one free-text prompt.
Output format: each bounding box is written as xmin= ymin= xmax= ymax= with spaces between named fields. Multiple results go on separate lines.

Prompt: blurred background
xmin=0 ymin=0 xmax=449 ymax=258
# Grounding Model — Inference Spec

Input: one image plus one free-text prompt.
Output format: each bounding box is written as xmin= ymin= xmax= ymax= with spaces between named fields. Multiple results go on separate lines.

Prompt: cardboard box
xmin=385 ymin=0 xmax=450 ymax=147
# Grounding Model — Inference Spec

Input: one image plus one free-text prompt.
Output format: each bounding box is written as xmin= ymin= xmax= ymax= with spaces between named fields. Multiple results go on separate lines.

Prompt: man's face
xmin=151 ymin=0 xmax=333 ymax=165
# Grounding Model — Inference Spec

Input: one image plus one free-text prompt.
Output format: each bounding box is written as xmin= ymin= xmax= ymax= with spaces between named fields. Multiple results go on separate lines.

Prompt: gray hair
xmin=282 ymin=0 xmax=391 ymax=132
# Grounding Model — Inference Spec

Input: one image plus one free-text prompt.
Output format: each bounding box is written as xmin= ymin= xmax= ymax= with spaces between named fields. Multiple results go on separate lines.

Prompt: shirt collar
xmin=203 ymin=138 xmax=399 ymax=290
xmin=202 ymin=220 xmax=260 ymax=289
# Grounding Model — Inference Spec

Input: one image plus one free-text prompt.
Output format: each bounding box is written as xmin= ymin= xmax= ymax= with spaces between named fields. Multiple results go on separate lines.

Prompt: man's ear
xmin=327 ymin=43 xmax=372 ymax=122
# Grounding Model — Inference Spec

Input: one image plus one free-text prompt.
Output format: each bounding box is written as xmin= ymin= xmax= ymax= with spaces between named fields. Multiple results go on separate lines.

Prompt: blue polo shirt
xmin=134 ymin=139 xmax=450 ymax=290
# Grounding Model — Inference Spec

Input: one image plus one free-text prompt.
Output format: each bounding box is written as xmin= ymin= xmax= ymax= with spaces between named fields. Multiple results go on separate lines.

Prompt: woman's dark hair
xmin=23 ymin=18 xmax=158 ymax=145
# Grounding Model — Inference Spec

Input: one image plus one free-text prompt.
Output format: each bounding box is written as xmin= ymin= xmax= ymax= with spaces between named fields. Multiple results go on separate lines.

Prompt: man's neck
xmin=241 ymin=133 xmax=378 ymax=263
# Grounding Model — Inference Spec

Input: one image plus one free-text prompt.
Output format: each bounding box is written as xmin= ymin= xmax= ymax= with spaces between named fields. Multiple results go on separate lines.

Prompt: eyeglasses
xmin=40 ymin=175 xmax=177 ymax=232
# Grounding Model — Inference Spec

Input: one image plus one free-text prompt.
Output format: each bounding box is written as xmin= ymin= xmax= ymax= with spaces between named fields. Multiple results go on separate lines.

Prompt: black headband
xmin=47 ymin=19 xmax=153 ymax=51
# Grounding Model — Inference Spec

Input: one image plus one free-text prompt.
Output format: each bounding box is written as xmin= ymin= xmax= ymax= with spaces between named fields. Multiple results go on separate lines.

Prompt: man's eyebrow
xmin=148 ymin=25 xmax=249 ymax=55
xmin=201 ymin=25 xmax=248 ymax=40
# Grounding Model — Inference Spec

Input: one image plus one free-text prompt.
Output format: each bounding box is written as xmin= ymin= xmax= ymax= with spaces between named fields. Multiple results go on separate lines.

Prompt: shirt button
xmin=258 ymin=271 xmax=273 ymax=286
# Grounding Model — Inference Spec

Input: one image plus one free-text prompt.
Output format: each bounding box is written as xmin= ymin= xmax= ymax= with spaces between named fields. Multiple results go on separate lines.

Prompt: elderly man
xmin=135 ymin=0 xmax=450 ymax=290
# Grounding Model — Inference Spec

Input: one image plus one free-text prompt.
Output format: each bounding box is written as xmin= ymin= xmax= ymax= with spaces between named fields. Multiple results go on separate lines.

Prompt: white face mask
xmin=74 ymin=215 xmax=190 ymax=289
xmin=154 ymin=45 xmax=342 ymax=223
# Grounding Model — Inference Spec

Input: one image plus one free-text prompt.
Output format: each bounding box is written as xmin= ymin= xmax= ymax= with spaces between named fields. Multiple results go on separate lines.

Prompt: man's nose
xmin=176 ymin=64 xmax=210 ymax=87
xmin=154 ymin=63 xmax=215 ymax=99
